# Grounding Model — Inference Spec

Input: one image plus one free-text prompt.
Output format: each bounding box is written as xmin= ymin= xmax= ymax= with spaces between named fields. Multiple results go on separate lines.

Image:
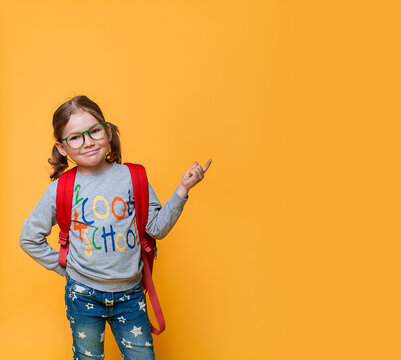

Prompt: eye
xmin=69 ymin=135 xmax=81 ymax=141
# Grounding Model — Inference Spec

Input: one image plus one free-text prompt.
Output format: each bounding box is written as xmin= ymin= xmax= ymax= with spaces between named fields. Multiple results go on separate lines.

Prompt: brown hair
xmin=48 ymin=95 xmax=122 ymax=180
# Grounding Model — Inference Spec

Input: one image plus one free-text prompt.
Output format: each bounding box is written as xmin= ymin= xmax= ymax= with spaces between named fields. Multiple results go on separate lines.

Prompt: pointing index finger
xmin=203 ymin=159 xmax=212 ymax=173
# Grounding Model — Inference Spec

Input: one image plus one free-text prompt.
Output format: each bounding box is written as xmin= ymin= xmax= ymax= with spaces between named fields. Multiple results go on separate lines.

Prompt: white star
xmin=78 ymin=332 xmax=86 ymax=339
xmin=102 ymin=314 xmax=108 ymax=318
xmin=119 ymin=294 xmax=130 ymax=301
xmin=70 ymin=317 xmax=75 ymax=324
xmin=72 ymin=345 xmax=75 ymax=352
xmin=145 ymin=341 xmax=152 ymax=347
xmin=85 ymin=351 xmax=93 ymax=356
xmin=121 ymin=338 xmax=133 ymax=349
xmin=74 ymin=284 xmax=87 ymax=293
xmin=105 ymin=299 xmax=114 ymax=306
xmin=66 ymin=305 xmax=68 ymax=311
xmin=138 ymin=300 xmax=146 ymax=312
xmin=86 ymin=303 xmax=94 ymax=310
xmin=118 ymin=316 xmax=126 ymax=323
xmin=130 ymin=325 xmax=142 ymax=337
xmin=69 ymin=292 xmax=77 ymax=301
xmin=100 ymin=331 xmax=105 ymax=342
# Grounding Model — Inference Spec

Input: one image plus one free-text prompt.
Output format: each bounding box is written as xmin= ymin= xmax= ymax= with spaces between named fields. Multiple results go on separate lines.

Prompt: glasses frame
xmin=61 ymin=121 xmax=108 ymax=149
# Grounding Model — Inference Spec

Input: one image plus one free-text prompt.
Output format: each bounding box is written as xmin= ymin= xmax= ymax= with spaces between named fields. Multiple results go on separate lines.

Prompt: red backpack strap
xmin=56 ymin=166 xmax=77 ymax=267
xmin=124 ymin=162 xmax=166 ymax=335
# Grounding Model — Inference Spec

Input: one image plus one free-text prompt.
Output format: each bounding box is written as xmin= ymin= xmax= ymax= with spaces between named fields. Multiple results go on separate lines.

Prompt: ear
xmin=106 ymin=123 xmax=112 ymax=142
xmin=55 ymin=141 xmax=68 ymax=157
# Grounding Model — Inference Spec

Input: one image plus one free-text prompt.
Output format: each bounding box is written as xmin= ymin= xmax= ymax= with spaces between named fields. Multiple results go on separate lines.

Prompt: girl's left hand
xmin=176 ymin=159 xmax=212 ymax=198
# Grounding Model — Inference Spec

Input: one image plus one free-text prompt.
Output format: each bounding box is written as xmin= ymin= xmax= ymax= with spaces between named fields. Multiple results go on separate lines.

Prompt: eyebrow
xmin=63 ymin=123 xmax=98 ymax=137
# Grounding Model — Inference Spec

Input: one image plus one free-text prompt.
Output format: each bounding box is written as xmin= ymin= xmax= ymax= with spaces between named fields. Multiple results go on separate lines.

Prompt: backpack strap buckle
xmin=58 ymin=231 xmax=69 ymax=246
xmin=141 ymin=238 xmax=152 ymax=253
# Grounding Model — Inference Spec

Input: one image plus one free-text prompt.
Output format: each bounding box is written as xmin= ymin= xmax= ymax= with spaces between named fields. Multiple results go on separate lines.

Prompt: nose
xmin=83 ymin=132 xmax=95 ymax=147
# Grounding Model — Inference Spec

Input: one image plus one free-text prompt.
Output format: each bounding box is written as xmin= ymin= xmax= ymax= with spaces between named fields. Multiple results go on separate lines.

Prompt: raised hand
xmin=176 ymin=159 xmax=212 ymax=198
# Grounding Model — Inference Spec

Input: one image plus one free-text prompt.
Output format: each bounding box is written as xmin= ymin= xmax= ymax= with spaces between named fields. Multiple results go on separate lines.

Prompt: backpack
xmin=56 ymin=162 xmax=165 ymax=335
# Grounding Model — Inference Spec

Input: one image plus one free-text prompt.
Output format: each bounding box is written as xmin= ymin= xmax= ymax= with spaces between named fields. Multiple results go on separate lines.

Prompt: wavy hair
xmin=48 ymin=95 xmax=122 ymax=180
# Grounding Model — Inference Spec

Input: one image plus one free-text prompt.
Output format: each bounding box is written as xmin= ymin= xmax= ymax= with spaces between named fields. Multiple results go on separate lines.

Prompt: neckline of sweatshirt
xmin=75 ymin=162 xmax=116 ymax=178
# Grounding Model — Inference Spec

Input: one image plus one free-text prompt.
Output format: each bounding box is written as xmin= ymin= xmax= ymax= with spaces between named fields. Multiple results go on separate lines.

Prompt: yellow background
xmin=1 ymin=0 xmax=400 ymax=359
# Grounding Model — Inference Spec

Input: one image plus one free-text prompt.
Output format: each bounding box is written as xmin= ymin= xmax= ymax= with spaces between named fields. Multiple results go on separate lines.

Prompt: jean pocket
xmin=67 ymin=279 xmax=94 ymax=299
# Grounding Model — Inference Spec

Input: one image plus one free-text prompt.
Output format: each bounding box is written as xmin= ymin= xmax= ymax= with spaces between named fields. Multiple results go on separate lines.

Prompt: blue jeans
xmin=65 ymin=275 xmax=155 ymax=360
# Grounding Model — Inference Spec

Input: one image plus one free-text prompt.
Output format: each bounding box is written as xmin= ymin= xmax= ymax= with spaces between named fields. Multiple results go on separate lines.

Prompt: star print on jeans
xmin=119 ymin=294 xmax=130 ymax=301
xmin=121 ymin=338 xmax=133 ymax=349
xmin=85 ymin=303 xmax=94 ymax=310
xmin=130 ymin=326 xmax=142 ymax=337
xmin=138 ymin=300 xmax=146 ymax=312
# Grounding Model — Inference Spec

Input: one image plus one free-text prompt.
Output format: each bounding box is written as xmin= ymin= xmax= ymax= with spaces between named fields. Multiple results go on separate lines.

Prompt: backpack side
xmin=57 ymin=166 xmax=77 ymax=267
xmin=124 ymin=162 xmax=166 ymax=335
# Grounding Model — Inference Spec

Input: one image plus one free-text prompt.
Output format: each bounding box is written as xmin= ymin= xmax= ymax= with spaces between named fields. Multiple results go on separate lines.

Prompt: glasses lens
xmin=89 ymin=123 xmax=106 ymax=140
xmin=67 ymin=133 xmax=84 ymax=149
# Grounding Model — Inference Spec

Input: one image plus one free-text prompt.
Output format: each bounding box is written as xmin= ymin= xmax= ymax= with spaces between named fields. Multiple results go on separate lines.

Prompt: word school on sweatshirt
xmin=73 ymin=183 xmax=140 ymax=257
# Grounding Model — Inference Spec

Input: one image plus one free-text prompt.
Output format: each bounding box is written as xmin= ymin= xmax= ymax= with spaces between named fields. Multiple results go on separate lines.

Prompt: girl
xmin=20 ymin=95 xmax=212 ymax=360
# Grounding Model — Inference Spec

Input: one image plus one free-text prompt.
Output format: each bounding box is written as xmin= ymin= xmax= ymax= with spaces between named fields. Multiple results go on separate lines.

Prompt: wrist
xmin=176 ymin=184 xmax=189 ymax=198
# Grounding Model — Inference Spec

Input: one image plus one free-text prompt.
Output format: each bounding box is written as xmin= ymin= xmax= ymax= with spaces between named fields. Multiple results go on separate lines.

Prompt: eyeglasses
xmin=62 ymin=121 xmax=108 ymax=149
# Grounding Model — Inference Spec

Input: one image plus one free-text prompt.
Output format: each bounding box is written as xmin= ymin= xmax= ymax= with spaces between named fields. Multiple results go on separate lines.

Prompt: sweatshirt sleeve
xmin=145 ymin=182 xmax=189 ymax=239
xmin=19 ymin=179 xmax=67 ymax=276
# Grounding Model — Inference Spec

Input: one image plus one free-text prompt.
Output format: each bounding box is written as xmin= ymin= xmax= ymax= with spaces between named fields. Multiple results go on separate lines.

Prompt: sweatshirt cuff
xmin=171 ymin=188 xmax=189 ymax=208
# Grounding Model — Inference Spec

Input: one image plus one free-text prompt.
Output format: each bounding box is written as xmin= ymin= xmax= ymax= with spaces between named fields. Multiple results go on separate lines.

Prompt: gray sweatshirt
xmin=20 ymin=162 xmax=188 ymax=292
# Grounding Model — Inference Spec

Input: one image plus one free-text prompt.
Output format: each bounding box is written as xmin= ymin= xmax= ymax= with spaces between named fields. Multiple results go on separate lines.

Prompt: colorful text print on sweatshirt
xmin=73 ymin=183 xmax=141 ymax=256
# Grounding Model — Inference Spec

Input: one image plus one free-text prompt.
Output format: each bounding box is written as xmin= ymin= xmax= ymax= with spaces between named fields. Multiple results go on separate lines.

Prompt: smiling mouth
xmin=84 ymin=149 xmax=98 ymax=155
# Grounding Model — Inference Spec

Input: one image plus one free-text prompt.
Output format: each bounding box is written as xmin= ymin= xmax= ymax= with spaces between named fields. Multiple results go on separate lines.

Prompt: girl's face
xmin=55 ymin=110 xmax=112 ymax=175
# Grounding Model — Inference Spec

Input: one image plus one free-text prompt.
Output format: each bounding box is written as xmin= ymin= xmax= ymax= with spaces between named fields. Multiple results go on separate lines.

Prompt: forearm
xmin=20 ymin=228 xmax=67 ymax=276
xmin=19 ymin=180 xmax=65 ymax=276
xmin=145 ymin=183 xmax=189 ymax=239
